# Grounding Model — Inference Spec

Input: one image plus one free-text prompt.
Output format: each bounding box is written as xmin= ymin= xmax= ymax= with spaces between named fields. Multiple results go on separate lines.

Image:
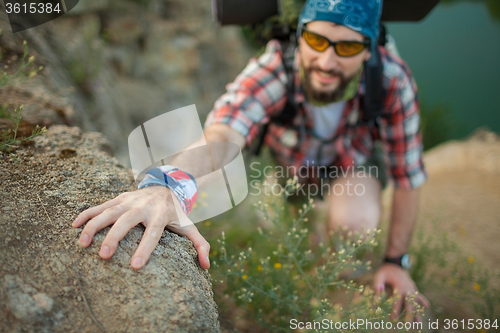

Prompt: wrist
xmin=384 ymin=253 xmax=412 ymax=270
xmin=138 ymin=166 xmax=197 ymax=215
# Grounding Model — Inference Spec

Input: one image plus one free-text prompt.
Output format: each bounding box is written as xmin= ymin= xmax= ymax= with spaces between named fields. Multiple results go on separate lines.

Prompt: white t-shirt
xmin=304 ymin=100 xmax=347 ymax=165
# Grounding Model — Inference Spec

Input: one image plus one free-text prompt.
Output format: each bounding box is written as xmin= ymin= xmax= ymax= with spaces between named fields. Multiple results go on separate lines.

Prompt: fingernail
xmin=132 ymin=257 xmax=142 ymax=268
xmin=100 ymin=246 xmax=110 ymax=257
xmin=80 ymin=234 xmax=89 ymax=246
xmin=206 ymin=255 xmax=210 ymax=265
xmin=378 ymin=283 xmax=384 ymax=291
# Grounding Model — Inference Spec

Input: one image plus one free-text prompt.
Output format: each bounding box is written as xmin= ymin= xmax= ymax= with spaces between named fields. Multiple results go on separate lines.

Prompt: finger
xmin=416 ymin=293 xmax=430 ymax=309
xmin=373 ymin=272 xmax=386 ymax=298
xmin=72 ymin=195 xmax=125 ymax=227
xmin=179 ymin=224 xmax=211 ymax=270
xmin=130 ymin=223 xmax=165 ymax=270
xmin=99 ymin=209 xmax=143 ymax=259
xmin=391 ymin=292 xmax=404 ymax=321
xmin=79 ymin=205 xmax=126 ymax=247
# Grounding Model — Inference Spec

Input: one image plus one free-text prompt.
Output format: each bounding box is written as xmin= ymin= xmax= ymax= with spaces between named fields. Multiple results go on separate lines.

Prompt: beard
xmin=301 ymin=61 xmax=356 ymax=104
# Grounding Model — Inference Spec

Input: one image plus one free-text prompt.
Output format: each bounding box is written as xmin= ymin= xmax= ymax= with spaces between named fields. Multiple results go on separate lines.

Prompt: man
xmin=72 ymin=0 xmax=429 ymax=319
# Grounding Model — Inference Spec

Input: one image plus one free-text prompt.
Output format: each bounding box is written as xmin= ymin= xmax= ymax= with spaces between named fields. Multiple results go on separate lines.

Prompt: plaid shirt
xmin=205 ymin=40 xmax=427 ymax=189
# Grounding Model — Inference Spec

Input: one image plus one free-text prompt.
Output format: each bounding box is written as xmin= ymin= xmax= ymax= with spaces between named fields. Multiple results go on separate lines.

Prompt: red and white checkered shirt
xmin=205 ymin=40 xmax=427 ymax=189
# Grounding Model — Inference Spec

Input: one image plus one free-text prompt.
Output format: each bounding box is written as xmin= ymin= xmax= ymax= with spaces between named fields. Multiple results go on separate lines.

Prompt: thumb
xmin=182 ymin=224 xmax=211 ymax=269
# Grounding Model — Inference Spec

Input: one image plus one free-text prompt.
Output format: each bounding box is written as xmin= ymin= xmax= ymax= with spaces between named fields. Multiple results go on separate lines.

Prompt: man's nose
xmin=316 ymin=46 xmax=339 ymax=72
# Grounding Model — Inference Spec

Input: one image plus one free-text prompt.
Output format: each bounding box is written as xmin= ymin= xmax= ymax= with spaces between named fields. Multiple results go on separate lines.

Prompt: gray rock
xmin=0 ymin=126 xmax=220 ymax=333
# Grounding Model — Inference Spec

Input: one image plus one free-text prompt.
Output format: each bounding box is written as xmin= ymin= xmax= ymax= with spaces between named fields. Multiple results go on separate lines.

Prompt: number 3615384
xmin=5 ymin=2 xmax=62 ymax=14
xmin=443 ymin=319 xmax=498 ymax=330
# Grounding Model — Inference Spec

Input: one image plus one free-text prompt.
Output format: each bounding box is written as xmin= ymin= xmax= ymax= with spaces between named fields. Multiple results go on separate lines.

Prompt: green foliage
xmin=242 ymin=0 xmax=306 ymax=46
xmin=0 ymin=105 xmax=46 ymax=153
xmin=64 ymin=21 xmax=103 ymax=89
xmin=419 ymin=102 xmax=457 ymax=150
xmin=212 ymin=178 xmax=420 ymax=332
xmin=0 ymin=32 xmax=43 ymax=88
xmin=0 ymin=31 xmax=47 ymax=153
xmin=410 ymin=223 xmax=500 ymax=322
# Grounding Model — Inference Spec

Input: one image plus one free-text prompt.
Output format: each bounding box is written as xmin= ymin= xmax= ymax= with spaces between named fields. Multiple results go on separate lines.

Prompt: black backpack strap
xmin=361 ymin=23 xmax=387 ymax=124
xmin=361 ymin=46 xmax=385 ymax=123
xmin=251 ymin=38 xmax=300 ymax=156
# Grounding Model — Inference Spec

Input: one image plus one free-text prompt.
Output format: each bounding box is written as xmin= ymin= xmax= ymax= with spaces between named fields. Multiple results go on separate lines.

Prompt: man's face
xmin=298 ymin=20 xmax=371 ymax=103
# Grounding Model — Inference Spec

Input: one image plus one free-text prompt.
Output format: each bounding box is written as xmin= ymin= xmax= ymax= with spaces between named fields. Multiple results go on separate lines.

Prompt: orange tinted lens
xmin=303 ymin=31 xmax=329 ymax=52
xmin=335 ymin=41 xmax=365 ymax=56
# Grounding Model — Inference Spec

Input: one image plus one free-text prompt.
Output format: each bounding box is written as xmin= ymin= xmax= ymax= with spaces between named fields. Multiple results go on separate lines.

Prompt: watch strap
xmin=384 ymin=254 xmax=411 ymax=269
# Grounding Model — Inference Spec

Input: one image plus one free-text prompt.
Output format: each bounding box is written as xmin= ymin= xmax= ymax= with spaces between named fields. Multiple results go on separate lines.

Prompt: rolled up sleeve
xmin=205 ymin=40 xmax=288 ymax=146
xmin=379 ymin=59 xmax=427 ymax=189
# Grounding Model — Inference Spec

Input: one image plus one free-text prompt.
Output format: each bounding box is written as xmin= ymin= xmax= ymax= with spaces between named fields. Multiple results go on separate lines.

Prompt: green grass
xmin=0 ymin=31 xmax=46 ymax=153
xmin=209 ymin=178 xmax=419 ymax=332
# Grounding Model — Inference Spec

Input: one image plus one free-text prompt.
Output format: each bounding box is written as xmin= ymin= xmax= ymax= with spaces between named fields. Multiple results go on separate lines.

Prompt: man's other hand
xmin=71 ymin=186 xmax=210 ymax=270
xmin=374 ymin=263 xmax=430 ymax=322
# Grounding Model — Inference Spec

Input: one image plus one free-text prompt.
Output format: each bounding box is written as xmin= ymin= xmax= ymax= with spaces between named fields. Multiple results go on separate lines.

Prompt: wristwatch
xmin=384 ymin=254 xmax=412 ymax=269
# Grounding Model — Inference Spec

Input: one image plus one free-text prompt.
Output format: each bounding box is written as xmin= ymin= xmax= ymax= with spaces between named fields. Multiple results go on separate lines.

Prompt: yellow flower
xmin=474 ymin=283 xmax=481 ymax=291
xmin=201 ymin=192 xmax=208 ymax=198
xmin=274 ymin=263 xmax=282 ymax=269
xmin=242 ymin=275 xmax=248 ymax=280
xmin=449 ymin=278 xmax=456 ymax=286
xmin=468 ymin=256 xmax=474 ymax=264
xmin=257 ymin=265 xmax=263 ymax=271
xmin=193 ymin=203 xmax=198 ymax=208
xmin=204 ymin=221 xmax=211 ymax=227
xmin=212 ymin=251 xmax=217 ymax=256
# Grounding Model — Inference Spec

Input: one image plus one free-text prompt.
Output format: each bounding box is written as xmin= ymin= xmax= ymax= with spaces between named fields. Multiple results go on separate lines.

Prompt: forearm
xmin=385 ymin=188 xmax=419 ymax=257
xmin=172 ymin=123 xmax=245 ymax=174
xmin=143 ymin=123 xmax=245 ymax=177
xmin=138 ymin=123 xmax=246 ymax=208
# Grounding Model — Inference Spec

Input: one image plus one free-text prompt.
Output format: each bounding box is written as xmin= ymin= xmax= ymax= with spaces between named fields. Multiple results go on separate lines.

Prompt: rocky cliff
xmin=0 ymin=125 xmax=220 ymax=332
xmin=0 ymin=1 xmax=256 ymax=331
xmin=0 ymin=0 xmax=253 ymax=163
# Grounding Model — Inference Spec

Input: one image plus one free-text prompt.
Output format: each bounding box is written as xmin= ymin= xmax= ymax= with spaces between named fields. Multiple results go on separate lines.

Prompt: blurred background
xmin=387 ymin=0 xmax=500 ymax=149
xmin=2 ymin=0 xmax=498 ymax=164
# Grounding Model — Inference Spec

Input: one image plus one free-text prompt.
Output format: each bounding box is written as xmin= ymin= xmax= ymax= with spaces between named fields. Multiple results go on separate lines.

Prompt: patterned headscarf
xmin=297 ymin=0 xmax=383 ymax=56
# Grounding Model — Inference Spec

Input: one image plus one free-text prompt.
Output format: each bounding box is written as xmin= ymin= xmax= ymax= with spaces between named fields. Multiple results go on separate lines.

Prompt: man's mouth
xmin=312 ymin=69 xmax=339 ymax=84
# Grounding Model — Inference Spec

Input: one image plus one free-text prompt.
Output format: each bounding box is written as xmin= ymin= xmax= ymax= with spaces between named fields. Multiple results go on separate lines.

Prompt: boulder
xmin=0 ymin=125 xmax=220 ymax=333
xmin=423 ymin=128 xmax=500 ymax=176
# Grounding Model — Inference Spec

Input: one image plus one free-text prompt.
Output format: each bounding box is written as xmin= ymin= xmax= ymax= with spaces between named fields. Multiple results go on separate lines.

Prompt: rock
xmin=66 ymin=0 xmax=111 ymax=15
xmin=423 ymin=128 xmax=500 ymax=176
xmin=1 ymin=0 xmax=254 ymax=165
xmin=0 ymin=125 xmax=220 ymax=333
xmin=102 ymin=13 xmax=146 ymax=45
xmin=3 ymin=275 xmax=54 ymax=323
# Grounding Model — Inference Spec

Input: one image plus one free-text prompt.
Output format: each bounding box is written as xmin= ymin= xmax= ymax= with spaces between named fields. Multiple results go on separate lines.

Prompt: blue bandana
xmin=297 ymin=0 xmax=383 ymax=56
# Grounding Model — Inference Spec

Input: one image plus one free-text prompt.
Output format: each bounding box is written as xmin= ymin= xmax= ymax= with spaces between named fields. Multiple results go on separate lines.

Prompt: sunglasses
xmin=302 ymin=27 xmax=370 ymax=57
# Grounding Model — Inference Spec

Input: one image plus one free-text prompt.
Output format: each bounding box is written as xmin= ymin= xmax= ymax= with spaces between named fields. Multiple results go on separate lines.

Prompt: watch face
xmin=401 ymin=254 xmax=412 ymax=269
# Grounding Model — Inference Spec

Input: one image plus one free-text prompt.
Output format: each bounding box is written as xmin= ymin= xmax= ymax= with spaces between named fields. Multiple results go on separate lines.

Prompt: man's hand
xmin=71 ymin=186 xmax=210 ymax=270
xmin=374 ymin=263 xmax=430 ymax=322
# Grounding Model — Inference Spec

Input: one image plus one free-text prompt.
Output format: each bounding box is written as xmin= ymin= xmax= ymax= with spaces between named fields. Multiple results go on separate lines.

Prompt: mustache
xmin=306 ymin=66 xmax=345 ymax=79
